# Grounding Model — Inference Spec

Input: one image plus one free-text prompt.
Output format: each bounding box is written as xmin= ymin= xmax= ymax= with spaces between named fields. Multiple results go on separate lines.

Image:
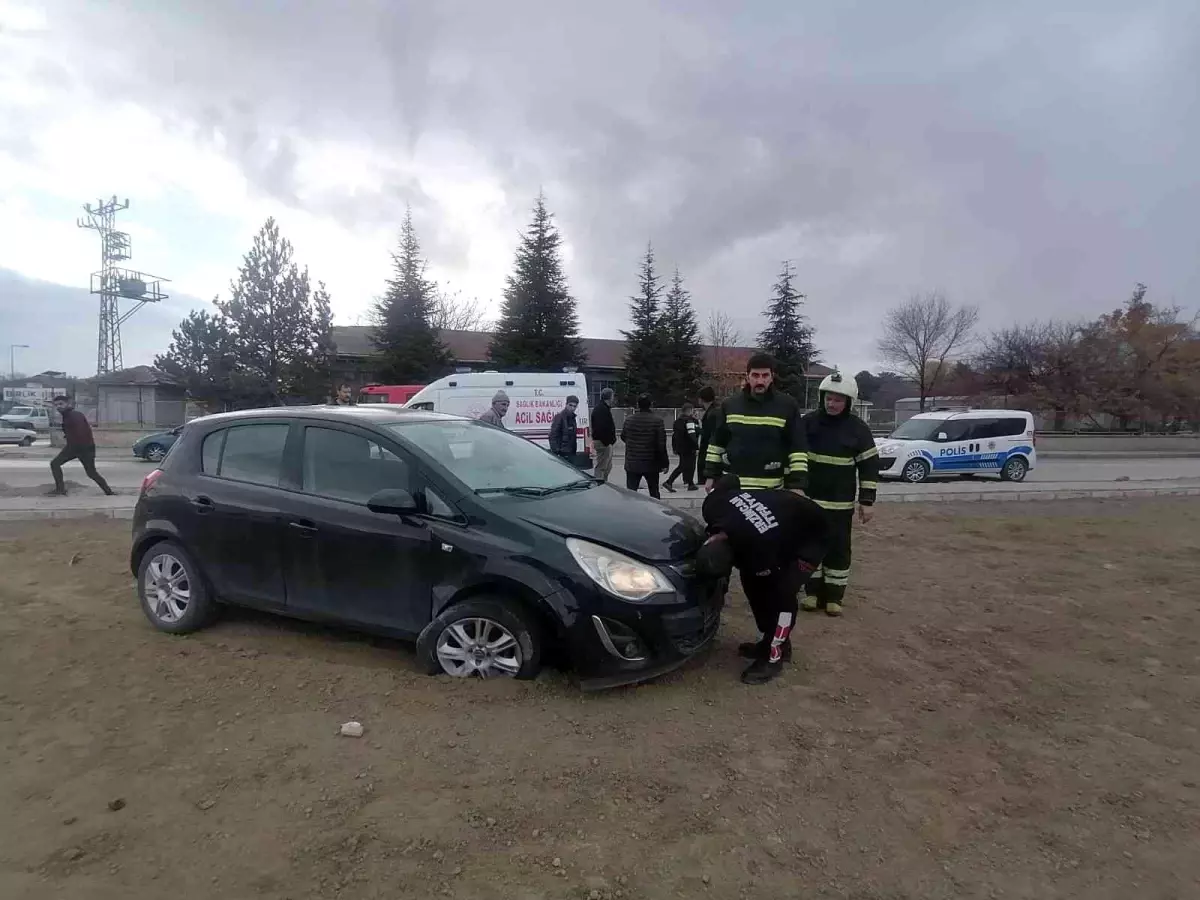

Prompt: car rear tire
xmin=1000 ymin=456 xmax=1029 ymax=483
xmin=137 ymin=541 xmax=219 ymax=634
xmin=417 ymin=597 xmax=542 ymax=681
xmin=20 ymin=436 xmax=34 ymax=447
xmin=901 ymin=458 xmax=930 ymax=484
xmin=144 ymin=443 xmax=166 ymax=462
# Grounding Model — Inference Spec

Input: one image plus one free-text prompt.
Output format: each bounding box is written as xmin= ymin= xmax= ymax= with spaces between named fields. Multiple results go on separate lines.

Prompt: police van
xmin=875 ymin=408 xmax=1037 ymax=484
xmin=403 ymin=371 xmax=593 ymax=468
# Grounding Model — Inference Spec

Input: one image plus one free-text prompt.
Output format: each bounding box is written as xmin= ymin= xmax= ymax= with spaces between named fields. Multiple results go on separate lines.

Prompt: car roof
xmin=189 ymin=406 xmax=468 ymax=428
xmin=910 ymin=409 xmax=1033 ymax=420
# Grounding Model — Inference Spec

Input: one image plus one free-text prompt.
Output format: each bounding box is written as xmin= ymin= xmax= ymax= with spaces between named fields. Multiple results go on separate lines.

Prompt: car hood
xmin=512 ymin=483 xmax=706 ymax=562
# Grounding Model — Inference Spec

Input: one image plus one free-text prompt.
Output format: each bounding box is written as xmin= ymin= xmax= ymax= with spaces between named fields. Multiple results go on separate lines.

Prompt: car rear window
xmin=201 ymin=423 xmax=289 ymax=487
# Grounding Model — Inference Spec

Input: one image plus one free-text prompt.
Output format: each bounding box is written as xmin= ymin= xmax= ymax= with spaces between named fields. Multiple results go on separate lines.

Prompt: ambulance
xmin=403 ymin=371 xmax=593 ymax=468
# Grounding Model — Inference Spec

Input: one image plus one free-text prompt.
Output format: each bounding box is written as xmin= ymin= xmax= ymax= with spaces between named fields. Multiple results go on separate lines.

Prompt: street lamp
xmin=9 ymin=344 xmax=29 ymax=382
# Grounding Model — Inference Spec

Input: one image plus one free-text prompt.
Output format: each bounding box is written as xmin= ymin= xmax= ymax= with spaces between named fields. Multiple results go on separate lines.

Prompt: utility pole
xmin=9 ymin=343 xmax=28 ymax=381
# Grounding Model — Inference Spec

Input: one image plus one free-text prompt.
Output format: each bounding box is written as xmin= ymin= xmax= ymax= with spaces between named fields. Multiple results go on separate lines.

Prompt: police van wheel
xmin=901 ymin=459 xmax=930 ymax=484
xmin=1000 ymin=457 xmax=1029 ymax=483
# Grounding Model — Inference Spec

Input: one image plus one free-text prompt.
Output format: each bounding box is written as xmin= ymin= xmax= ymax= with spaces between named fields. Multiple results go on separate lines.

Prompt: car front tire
xmin=137 ymin=541 xmax=219 ymax=634
xmin=20 ymin=436 xmax=34 ymax=447
xmin=901 ymin=458 xmax=931 ymax=484
xmin=417 ymin=597 xmax=542 ymax=681
xmin=144 ymin=443 xmax=166 ymax=462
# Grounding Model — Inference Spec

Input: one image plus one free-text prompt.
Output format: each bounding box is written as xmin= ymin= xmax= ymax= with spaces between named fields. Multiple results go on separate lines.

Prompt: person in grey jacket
xmin=621 ymin=394 xmax=668 ymax=498
xmin=476 ymin=390 xmax=510 ymax=428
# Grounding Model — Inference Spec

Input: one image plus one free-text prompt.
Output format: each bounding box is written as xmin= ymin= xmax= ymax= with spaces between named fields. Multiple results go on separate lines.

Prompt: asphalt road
xmin=2 ymin=454 xmax=1200 ymax=495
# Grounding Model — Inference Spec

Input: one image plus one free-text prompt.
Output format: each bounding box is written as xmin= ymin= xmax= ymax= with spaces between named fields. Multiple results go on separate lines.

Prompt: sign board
xmin=3 ymin=386 xmax=56 ymax=404
xmin=511 ymin=397 xmax=568 ymax=426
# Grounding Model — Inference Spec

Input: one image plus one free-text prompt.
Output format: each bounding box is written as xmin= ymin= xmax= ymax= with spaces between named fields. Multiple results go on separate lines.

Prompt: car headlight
xmin=566 ymin=537 xmax=674 ymax=602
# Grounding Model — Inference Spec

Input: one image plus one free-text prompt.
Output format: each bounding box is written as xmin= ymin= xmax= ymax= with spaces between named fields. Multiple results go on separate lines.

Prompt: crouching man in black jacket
xmin=697 ymin=475 xmax=829 ymax=684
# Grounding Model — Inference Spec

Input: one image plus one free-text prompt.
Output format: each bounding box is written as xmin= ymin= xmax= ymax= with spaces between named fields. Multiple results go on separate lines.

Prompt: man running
xmin=697 ymin=475 xmax=829 ymax=684
xmin=48 ymin=396 xmax=115 ymax=497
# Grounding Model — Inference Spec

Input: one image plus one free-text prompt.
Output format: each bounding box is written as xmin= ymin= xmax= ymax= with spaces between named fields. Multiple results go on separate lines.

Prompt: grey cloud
xmin=0 ymin=268 xmax=202 ymax=377
xmin=32 ymin=0 xmax=1200 ymax=370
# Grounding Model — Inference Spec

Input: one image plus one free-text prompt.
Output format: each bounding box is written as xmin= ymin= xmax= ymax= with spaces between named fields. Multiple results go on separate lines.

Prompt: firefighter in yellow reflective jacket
xmin=703 ymin=352 xmax=808 ymax=494
xmin=799 ymin=371 xmax=880 ymax=616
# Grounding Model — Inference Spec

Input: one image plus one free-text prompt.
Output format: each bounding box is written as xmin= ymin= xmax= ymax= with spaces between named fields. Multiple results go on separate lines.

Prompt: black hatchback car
xmin=130 ymin=406 xmax=726 ymax=689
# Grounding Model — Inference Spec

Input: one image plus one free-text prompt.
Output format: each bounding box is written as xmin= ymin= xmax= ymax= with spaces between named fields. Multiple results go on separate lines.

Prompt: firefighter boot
xmin=740 ymin=656 xmax=784 ymax=685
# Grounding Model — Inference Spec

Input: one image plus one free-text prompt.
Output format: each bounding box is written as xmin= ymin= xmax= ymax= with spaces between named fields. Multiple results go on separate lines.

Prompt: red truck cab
xmin=358 ymin=384 xmax=425 ymax=405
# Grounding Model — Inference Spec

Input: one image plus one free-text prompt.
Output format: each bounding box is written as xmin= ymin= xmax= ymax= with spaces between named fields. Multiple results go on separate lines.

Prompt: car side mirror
xmin=367 ymin=488 xmax=420 ymax=516
xmin=936 ymin=432 xmax=949 ymax=442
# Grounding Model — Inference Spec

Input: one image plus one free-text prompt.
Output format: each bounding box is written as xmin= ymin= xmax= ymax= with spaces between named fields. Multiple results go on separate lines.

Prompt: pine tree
xmin=489 ymin=194 xmax=586 ymax=369
xmin=154 ymin=309 xmax=237 ymax=407
xmin=757 ymin=260 xmax=817 ymax=400
xmin=214 ymin=217 xmax=334 ymax=404
xmin=371 ymin=208 xmax=451 ymax=382
xmin=660 ymin=267 xmax=706 ymax=406
xmin=620 ymin=243 xmax=666 ymax=403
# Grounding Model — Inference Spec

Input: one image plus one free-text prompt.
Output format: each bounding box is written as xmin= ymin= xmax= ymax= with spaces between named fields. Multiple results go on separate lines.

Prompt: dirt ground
xmin=2 ymin=499 xmax=1199 ymax=900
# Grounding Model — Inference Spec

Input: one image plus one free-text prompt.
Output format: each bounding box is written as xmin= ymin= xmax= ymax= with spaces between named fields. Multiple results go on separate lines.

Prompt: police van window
xmin=998 ymin=417 xmax=1029 ymax=436
xmin=937 ymin=419 xmax=973 ymax=442
xmin=966 ymin=418 xmax=1002 ymax=439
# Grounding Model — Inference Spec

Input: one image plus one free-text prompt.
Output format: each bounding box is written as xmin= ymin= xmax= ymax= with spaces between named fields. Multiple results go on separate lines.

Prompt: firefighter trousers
xmin=805 ymin=509 xmax=854 ymax=608
xmin=742 ymin=564 xmax=811 ymax=662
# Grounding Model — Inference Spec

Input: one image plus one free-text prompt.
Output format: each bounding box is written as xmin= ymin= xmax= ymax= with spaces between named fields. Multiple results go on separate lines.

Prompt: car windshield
xmin=388 ymin=419 xmax=591 ymax=493
xmin=8 ymin=407 xmax=32 ymax=416
xmin=889 ymin=418 xmax=947 ymax=441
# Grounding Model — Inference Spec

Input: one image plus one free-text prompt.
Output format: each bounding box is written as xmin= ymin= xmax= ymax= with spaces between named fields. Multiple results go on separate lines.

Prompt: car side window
xmin=998 ymin=417 xmax=1029 ymax=437
xmin=206 ymin=424 xmax=289 ymax=486
xmin=938 ymin=419 xmax=973 ymax=441
xmin=302 ymin=426 xmax=411 ymax=504
xmin=423 ymin=486 xmax=458 ymax=520
xmin=966 ymin=418 xmax=1001 ymax=440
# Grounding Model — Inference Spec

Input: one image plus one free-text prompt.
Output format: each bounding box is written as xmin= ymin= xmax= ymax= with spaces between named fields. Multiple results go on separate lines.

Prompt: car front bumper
xmin=551 ymin=575 xmax=728 ymax=691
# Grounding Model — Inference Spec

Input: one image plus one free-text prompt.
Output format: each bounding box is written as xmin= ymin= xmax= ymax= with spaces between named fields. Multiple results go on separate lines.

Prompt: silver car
xmin=0 ymin=421 xmax=36 ymax=447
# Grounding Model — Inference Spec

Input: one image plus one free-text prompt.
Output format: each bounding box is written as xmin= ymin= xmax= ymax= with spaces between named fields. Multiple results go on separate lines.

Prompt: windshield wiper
xmin=540 ymin=480 xmax=595 ymax=495
xmin=475 ymin=486 xmax=551 ymax=497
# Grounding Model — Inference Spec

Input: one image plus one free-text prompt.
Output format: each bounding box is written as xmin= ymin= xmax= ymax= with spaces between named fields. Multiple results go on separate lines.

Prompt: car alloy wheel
xmin=435 ymin=617 xmax=522 ymax=678
xmin=1002 ymin=457 xmax=1028 ymax=482
xmin=145 ymin=443 xmax=166 ymax=462
xmin=902 ymin=459 xmax=930 ymax=483
xmin=143 ymin=550 xmax=191 ymax=624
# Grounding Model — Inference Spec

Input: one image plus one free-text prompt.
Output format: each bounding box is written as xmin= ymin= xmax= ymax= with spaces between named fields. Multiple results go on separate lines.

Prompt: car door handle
xmin=288 ymin=520 xmax=318 ymax=536
xmin=190 ymin=496 xmax=214 ymax=513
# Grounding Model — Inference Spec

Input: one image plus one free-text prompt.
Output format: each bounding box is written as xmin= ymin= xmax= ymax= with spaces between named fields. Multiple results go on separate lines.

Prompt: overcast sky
xmin=1 ymin=0 xmax=1197 ymax=380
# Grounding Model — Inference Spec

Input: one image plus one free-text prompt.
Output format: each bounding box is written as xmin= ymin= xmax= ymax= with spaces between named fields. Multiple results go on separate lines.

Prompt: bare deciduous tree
xmin=705 ymin=310 xmax=743 ymax=396
xmin=431 ymin=288 xmax=493 ymax=332
xmin=877 ymin=292 xmax=979 ymax=411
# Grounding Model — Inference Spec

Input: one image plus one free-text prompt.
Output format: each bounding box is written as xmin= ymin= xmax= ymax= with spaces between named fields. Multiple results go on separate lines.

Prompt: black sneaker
xmin=741 ymin=657 xmax=784 ymax=685
xmin=663 ymin=483 xmax=676 ymax=493
xmin=46 ymin=488 xmax=67 ymax=496
xmin=737 ymin=639 xmax=791 ymax=662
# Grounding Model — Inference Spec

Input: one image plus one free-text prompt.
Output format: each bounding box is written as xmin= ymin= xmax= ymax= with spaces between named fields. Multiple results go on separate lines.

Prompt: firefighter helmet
xmin=818 ymin=371 xmax=859 ymax=401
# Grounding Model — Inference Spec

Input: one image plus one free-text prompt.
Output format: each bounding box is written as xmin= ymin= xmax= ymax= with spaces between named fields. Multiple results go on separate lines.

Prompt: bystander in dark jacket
xmin=621 ymin=394 xmax=669 ymax=498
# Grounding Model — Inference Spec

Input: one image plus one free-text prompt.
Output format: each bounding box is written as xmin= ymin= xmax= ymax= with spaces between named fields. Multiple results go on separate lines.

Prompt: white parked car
xmin=0 ymin=420 xmax=37 ymax=447
xmin=875 ymin=409 xmax=1037 ymax=484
